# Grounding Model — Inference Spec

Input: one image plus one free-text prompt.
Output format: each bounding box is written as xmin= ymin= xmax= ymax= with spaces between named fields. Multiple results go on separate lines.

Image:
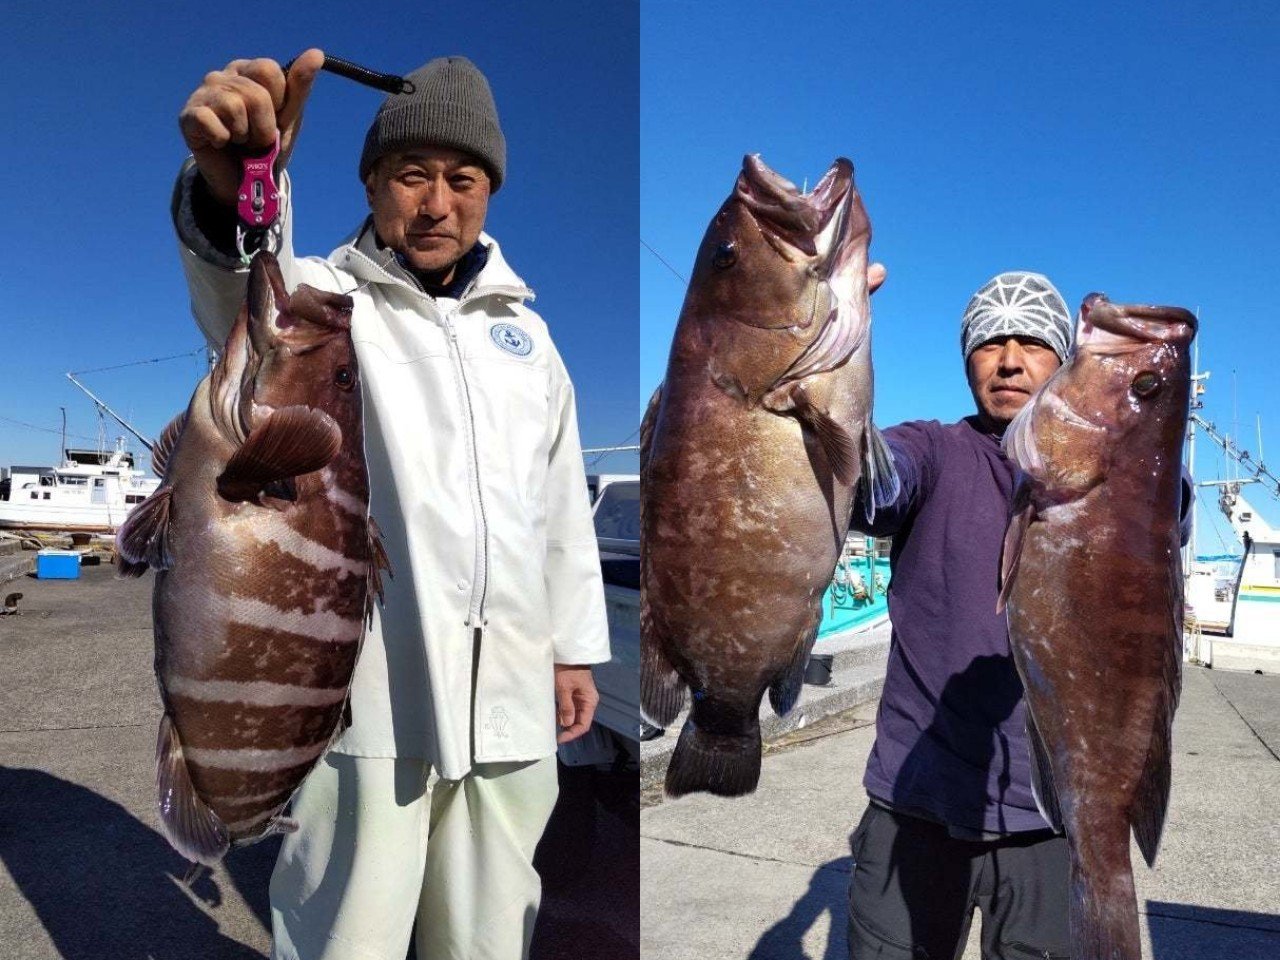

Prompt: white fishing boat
xmin=0 ymin=439 xmax=160 ymax=535
xmin=1182 ymin=360 xmax=1280 ymax=671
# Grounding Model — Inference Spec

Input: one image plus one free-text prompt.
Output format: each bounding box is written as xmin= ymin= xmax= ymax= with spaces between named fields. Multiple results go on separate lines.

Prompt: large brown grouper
xmin=641 ymin=155 xmax=898 ymax=797
xmin=117 ymin=250 xmax=387 ymax=865
xmin=999 ymin=293 xmax=1196 ymax=959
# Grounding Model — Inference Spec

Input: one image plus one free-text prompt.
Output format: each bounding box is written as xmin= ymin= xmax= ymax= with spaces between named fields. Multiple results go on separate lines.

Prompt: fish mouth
xmin=248 ymin=252 xmax=353 ymax=357
xmin=1076 ymin=293 xmax=1197 ymax=349
xmin=736 ymin=155 xmax=863 ymax=272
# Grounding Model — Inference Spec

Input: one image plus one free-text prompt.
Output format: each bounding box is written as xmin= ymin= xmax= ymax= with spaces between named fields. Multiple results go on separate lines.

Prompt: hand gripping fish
xmin=116 ymin=251 xmax=388 ymax=865
xmin=641 ymin=155 xmax=899 ymax=797
xmin=999 ymin=294 xmax=1196 ymax=959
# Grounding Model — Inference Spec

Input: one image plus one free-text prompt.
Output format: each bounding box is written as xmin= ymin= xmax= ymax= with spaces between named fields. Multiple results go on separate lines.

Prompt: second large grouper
xmin=999 ymin=294 xmax=1196 ymax=959
xmin=641 ymin=155 xmax=899 ymax=797
xmin=117 ymin=250 xmax=387 ymax=865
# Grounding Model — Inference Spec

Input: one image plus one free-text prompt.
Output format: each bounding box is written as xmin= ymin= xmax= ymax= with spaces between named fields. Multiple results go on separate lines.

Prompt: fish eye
xmin=334 ymin=366 xmax=355 ymax=390
xmin=1132 ymin=371 xmax=1161 ymax=398
xmin=712 ymin=241 xmax=738 ymax=269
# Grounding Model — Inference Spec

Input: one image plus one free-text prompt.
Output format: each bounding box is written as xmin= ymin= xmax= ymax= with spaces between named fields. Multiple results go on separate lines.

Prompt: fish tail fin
xmin=665 ymin=702 xmax=762 ymax=798
xmin=156 ymin=714 xmax=230 ymax=866
xmin=1068 ymin=832 xmax=1142 ymax=960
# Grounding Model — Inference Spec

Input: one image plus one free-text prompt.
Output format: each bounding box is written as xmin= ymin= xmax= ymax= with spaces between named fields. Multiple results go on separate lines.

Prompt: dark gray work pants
xmin=847 ymin=804 xmax=1072 ymax=959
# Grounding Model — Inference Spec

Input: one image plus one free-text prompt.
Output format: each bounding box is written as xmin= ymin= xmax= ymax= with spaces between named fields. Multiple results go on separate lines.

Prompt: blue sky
xmin=641 ymin=1 xmax=1280 ymax=538
xmin=0 ymin=1 xmax=639 ymax=475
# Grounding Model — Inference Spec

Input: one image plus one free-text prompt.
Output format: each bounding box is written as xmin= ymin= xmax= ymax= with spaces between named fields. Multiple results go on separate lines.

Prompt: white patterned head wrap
xmin=960 ymin=271 xmax=1072 ymax=362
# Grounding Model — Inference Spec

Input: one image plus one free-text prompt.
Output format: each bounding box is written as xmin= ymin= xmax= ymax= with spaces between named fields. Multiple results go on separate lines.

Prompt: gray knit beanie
xmin=960 ymin=271 xmax=1073 ymax=362
xmin=358 ymin=56 xmax=506 ymax=191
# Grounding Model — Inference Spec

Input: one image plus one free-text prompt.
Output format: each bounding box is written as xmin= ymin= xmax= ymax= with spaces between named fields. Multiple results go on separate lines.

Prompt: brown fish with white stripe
xmin=116 ymin=250 xmax=387 ymax=865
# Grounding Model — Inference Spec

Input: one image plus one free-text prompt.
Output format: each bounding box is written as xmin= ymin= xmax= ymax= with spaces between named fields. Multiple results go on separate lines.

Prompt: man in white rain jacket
xmin=171 ymin=50 xmax=610 ymax=960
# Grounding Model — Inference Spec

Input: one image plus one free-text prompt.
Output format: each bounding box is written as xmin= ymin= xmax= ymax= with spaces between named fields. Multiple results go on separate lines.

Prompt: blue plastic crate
xmin=36 ymin=549 xmax=80 ymax=580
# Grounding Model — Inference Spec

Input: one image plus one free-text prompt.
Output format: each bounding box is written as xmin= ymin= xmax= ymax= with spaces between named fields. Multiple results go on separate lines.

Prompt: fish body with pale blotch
xmin=999 ymin=293 xmax=1196 ymax=959
xmin=641 ymin=155 xmax=898 ymax=798
xmin=117 ymin=250 xmax=386 ymax=865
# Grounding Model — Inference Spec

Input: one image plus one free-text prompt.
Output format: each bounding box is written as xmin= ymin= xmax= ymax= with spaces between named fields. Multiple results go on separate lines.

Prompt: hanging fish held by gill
xmin=641 ymin=154 xmax=899 ymax=798
xmin=999 ymin=293 xmax=1196 ymax=960
xmin=117 ymin=250 xmax=389 ymax=865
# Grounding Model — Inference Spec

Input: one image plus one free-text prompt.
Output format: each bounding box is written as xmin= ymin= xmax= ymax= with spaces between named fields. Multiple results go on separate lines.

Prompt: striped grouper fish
xmin=117 ymin=250 xmax=387 ymax=865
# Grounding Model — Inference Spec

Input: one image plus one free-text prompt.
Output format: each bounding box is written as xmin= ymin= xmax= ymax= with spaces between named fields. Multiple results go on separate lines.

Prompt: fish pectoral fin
xmin=765 ymin=382 xmax=858 ymax=486
xmin=996 ymin=481 xmax=1036 ymax=615
xmin=151 ymin=410 xmax=188 ymax=480
xmin=1026 ymin=713 xmax=1065 ymax=834
xmin=216 ymin=405 xmax=342 ymax=503
xmin=116 ymin=487 xmax=175 ymax=571
xmin=857 ymin=423 xmax=901 ymax=524
xmin=156 ymin=714 xmax=230 ymax=866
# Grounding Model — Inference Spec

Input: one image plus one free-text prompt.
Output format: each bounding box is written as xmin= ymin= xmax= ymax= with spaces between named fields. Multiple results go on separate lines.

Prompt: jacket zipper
xmin=443 ymin=308 xmax=490 ymax=626
xmin=341 ymin=243 xmax=532 ymax=628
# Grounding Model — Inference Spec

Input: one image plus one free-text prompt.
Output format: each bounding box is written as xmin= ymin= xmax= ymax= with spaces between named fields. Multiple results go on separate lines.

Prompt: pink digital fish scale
xmin=236 ymin=134 xmax=281 ymax=229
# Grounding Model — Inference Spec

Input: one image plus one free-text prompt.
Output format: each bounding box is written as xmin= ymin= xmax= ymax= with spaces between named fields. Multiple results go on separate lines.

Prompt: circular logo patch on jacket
xmin=489 ymin=323 xmax=533 ymax=357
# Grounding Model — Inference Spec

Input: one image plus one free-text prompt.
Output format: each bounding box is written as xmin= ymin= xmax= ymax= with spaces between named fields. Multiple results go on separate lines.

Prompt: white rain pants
xmin=269 ymin=753 xmax=560 ymax=960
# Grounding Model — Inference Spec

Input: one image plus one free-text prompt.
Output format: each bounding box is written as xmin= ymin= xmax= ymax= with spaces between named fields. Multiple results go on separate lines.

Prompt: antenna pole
xmin=65 ymin=373 xmax=155 ymax=452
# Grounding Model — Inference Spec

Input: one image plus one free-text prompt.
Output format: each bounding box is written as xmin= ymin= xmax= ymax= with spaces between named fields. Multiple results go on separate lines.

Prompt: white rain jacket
xmin=172 ymin=164 xmax=610 ymax=778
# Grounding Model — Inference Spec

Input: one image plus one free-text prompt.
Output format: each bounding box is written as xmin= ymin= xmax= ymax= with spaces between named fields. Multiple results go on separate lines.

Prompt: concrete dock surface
xmin=642 ymin=663 xmax=1280 ymax=959
xmin=0 ymin=564 xmax=638 ymax=959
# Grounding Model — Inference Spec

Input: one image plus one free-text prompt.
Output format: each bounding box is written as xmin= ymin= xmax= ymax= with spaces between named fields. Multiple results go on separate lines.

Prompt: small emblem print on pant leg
xmin=484 ymin=706 xmax=511 ymax=739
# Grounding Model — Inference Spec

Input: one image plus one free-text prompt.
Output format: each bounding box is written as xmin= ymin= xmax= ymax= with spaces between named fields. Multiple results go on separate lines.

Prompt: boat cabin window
xmin=94 ymin=479 xmax=104 ymax=487
xmin=125 ymin=494 xmax=146 ymax=504
xmin=39 ymin=475 xmax=54 ymax=487
xmin=1274 ymin=550 xmax=1280 ymax=580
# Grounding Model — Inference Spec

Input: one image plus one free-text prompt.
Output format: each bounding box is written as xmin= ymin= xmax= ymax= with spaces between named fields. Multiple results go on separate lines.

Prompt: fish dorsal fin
xmin=1026 ymin=712 xmax=1065 ymax=834
xmin=639 ymin=384 xmax=661 ymax=481
xmin=151 ymin=411 xmax=188 ymax=480
xmin=216 ymin=405 xmax=342 ymax=503
xmin=116 ymin=487 xmax=175 ymax=572
xmin=764 ymin=381 xmax=858 ymax=485
xmin=365 ymin=515 xmax=393 ymax=625
xmin=1131 ymin=560 xmax=1182 ymax=867
xmin=857 ymin=422 xmax=901 ymax=524
xmin=997 ymin=478 xmax=1036 ymax=614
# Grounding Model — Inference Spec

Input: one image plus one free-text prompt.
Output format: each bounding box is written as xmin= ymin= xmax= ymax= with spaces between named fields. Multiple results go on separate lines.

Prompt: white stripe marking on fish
xmin=167 ymin=675 xmax=350 ymax=707
xmin=228 ymin=595 xmax=361 ymax=643
xmin=185 ymin=741 xmax=329 ymax=771
xmin=245 ymin=510 xmax=365 ymax=575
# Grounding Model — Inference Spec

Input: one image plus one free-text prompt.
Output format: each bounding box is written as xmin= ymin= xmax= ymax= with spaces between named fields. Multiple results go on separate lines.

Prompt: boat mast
xmin=64 ymin=373 xmax=155 ymax=453
xmin=1186 ymin=327 xmax=1207 ymax=579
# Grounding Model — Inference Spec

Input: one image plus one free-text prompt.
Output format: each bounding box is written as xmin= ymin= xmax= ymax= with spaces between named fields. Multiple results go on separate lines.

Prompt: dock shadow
xmin=1146 ymin=900 xmax=1280 ymax=959
xmin=748 ymin=856 xmax=852 ymax=960
xmin=0 ymin=766 xmax=271 ymax=959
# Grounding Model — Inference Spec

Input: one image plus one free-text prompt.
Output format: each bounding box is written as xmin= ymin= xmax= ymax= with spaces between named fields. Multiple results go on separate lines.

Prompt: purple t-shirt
xmin=851 ymin=416 xmax=1049 ymax=835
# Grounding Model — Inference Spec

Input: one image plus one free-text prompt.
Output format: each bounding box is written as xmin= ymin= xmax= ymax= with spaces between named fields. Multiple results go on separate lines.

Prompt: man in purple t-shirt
xmin=845 ymin=271 xmax=1077 ymax=960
